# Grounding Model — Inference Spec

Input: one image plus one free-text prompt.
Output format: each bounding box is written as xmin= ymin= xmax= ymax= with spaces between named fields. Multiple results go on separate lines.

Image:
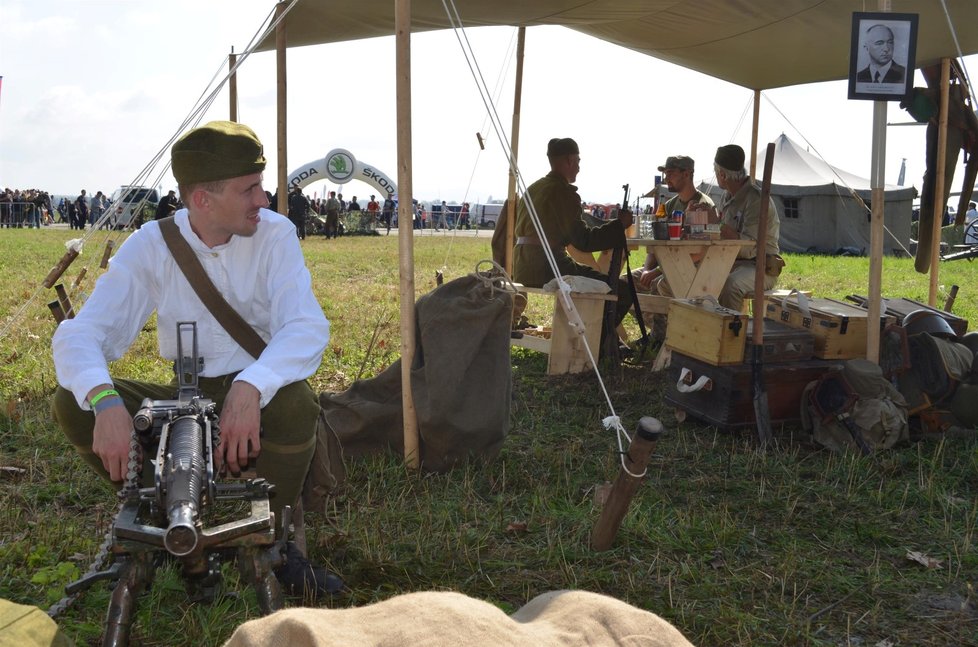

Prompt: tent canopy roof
xmin=257 ymin=0 xmax=977 ymax=90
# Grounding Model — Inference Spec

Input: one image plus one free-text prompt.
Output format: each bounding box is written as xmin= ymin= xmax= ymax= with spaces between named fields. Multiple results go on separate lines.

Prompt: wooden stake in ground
xmin=99 ymin=239 xmax=115 ymax=269
xmin=42 ymin=247 xmax=80 ymax=289
xmin=752 ymin=142 xmax=776 ymax=447
xmin=591 ymin=416 xmax=662 ymax=551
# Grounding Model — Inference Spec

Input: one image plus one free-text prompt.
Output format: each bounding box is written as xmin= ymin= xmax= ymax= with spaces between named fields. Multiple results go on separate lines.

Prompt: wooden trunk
xmin=845 ymin=294 xmax=969 ymax=336
xmin=765 ymin=295 xmax=894 ymax=360
xmin=664 ymin=298 xmax=747 ymax=366
xmin=665 ymin=352 xmax=843 ymax=432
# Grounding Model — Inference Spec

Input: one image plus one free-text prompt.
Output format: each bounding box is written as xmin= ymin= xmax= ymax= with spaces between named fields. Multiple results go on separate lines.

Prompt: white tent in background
xmin=701 ymin=134 xmax=917 ymax=255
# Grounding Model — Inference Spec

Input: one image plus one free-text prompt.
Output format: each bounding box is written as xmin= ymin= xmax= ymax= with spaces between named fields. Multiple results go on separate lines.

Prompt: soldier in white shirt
xmin=51 ymin=121 xmax=341 ymax=599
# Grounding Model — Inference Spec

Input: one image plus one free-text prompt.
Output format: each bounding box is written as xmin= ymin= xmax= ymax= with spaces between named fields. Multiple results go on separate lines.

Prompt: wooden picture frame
xmin=848 ymin=12 xmax=918 ymax=101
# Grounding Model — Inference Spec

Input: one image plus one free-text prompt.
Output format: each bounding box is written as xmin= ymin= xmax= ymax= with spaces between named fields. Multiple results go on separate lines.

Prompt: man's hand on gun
xmin=617 ymin=207 xmax=634 ymax=230
xmin=217 ymin=381 xmax=262 ymax=475
xmin=93 ymin=405 xmax=135 ymax=482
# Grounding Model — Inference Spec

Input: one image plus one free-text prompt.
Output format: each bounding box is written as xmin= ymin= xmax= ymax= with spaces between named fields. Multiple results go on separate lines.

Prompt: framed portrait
xmin=848 ymin=12 xmax=918 ymax=101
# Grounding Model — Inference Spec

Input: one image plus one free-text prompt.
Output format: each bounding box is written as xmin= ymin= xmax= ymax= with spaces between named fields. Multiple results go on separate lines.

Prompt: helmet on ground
xmin=902 ymin=309 xmax=956 ymax=338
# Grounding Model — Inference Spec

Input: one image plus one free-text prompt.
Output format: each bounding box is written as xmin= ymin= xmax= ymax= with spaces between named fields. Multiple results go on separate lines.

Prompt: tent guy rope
xmin=439 ymin=0 xmax=639 ymax=472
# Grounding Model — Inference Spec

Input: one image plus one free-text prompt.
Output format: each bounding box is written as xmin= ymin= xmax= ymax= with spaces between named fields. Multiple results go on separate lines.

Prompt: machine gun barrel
xmin=163 ymin=413 xmax=207 ymax=556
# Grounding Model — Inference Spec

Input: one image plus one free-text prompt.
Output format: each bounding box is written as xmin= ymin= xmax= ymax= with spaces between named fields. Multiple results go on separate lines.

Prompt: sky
xmin=1 ymin=0 xmax=976 ymax=207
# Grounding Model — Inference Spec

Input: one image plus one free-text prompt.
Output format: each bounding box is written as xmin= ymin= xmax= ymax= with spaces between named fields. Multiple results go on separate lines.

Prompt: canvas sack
xmin=802 ymin=359 xmax=909 ymax=453
xmin=318 ymin=272 xmax=513 ymax=472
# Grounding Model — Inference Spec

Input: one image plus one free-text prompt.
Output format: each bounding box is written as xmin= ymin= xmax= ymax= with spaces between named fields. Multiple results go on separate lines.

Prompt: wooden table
xmin=628 ymin=238 xmax=755 ymax=299
xmin=628 ymin=238 xmax=756 ymax=370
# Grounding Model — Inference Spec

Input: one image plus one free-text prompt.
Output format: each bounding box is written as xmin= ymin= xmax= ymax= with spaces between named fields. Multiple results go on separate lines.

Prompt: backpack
xmin=802 ymin=359 xmax=909 ymax=453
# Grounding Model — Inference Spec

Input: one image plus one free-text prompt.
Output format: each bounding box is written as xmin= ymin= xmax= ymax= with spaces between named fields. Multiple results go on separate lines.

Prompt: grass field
xmin=1 ymin=226 xmax=976 ymax=646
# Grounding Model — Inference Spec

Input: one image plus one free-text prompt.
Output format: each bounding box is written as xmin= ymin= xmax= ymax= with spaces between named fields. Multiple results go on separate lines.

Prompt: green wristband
xmin=93 ymin=396 xmax=124 ymax=415
xmin=89 ymin=388 xmax=119 ymax=407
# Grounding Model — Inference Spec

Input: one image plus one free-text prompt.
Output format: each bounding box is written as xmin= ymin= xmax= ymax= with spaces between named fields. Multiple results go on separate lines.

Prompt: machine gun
xmin=65 ymin=322 xmax=287 ymax=647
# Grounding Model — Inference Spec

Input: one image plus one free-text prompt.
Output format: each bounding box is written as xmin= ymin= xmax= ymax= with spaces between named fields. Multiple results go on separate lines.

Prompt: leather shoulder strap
xmin=158 ymin=216 xmax=267 ymax=359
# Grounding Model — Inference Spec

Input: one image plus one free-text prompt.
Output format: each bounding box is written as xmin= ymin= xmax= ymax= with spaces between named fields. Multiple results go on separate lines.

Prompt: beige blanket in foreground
xmin=223 ymin=590 xmax=695 ymax=647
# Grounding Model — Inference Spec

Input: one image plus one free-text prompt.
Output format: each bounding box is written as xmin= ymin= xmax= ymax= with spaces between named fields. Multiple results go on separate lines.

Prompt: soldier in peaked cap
xmin=512 ymin=137 xmax=634 ymax=327
xmin=51 ymin=120 xmax=342 ymax=599
xmin=713 ymin=143 xmax=784 ymax=312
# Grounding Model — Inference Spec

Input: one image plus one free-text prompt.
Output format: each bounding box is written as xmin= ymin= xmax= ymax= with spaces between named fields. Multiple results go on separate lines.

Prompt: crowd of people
xmin=1 ymin=188 xmax=55 ymax=228
xmin=281 ymin=186 xmax=477 ymax=238
xmin=1 ymin=187 xmax=115 ymax=229
xmin=282 ymin=187 xmax=398 ymax=238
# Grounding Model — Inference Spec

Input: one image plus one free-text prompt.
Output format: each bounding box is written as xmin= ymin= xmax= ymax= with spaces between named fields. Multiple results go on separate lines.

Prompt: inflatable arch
xmin=287 ymin=148 xmax=397 ymax=199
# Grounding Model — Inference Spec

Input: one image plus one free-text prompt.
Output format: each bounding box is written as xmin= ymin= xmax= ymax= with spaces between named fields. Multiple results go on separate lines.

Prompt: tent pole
xmin=928 ymin=57 xmax=951 ymax=306
xmin=275 ymin=1 xmax=288 ymax=215
xmin=229 ymin=48 xmax=238 ymax=122
xmin=749 ymin=89 xmax=760 ymax=179
xmin=867 ymin=100 xmax=887 ymax=363
xmin=395 ymin=0 xmax=419 ymax=469
xmin=505 ymin=26 xmax=526 ymax=277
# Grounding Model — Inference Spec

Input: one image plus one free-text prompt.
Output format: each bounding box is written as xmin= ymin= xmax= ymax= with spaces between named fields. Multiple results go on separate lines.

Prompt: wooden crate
xmin=665 ymin=352 xmax=843 ymax=432
xmin=845 ymin=294 xmax=969 ymax=336
xmin=765 ymin=294 xmax=894 ymax=360
xmin=744 ymin=318 xmax=815 ymax=363
xmin=665 ymin=297 xmax=747 ymax=366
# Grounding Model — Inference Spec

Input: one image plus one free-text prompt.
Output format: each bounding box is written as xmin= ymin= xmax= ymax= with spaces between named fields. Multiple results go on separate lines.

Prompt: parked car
xmin=109 ymin=186 xmax=159 ymax=229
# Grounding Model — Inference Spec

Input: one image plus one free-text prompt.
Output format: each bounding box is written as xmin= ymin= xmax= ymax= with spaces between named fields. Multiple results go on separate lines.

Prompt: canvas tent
xmin=700 ymin=134 xmax=917 ymax=255
xmin=255 ymin=0 xmax=978 ymax=91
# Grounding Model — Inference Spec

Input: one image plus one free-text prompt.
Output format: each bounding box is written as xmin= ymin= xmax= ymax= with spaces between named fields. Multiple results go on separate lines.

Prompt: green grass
xmin=1 ymin=228 xmax=976 ymax=646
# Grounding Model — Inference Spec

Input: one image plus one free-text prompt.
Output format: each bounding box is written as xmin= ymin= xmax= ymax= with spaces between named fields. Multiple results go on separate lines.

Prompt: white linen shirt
xmin=53 ymin=208 xmax=329 ymax=409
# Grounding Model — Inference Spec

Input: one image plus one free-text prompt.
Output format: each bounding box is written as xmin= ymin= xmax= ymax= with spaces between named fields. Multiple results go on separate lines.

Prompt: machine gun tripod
xmin=64 ymin=322 xmax=288 ymax=647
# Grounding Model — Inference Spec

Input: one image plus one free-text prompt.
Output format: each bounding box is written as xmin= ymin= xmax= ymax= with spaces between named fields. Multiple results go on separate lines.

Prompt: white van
xmin=109 ymin=186 xmax=159 ymax=229
xmin=472 ymin=201 xmax=506 ymax=228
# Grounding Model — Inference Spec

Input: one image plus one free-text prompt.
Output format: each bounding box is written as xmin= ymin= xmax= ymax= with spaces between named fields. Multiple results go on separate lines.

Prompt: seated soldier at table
xmin=633 ymin=154 xmax=715 ymax=293
xmin=713 ymin=144 xmax=784 ymax=311
xmin=513 ymin=137 xmax=633 ymax=327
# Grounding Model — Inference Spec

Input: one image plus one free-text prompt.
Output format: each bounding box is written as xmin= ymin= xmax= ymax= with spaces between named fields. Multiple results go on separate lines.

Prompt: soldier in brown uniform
xmin=513 ymin=137 xmax=634 ymax=325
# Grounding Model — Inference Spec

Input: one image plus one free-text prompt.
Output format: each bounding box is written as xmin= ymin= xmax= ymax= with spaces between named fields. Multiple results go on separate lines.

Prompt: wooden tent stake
xmin=48 ymin=300 xmax=66 ymax=324
xmin=99 ymin=240 xmax=115 ymax=269
xmin=54 ymin=284 xmax=75 ymax=319
xmin=73 ymin=267 xmax=87 ymax=288
xmin=591 ymin=417 xmax=663 ymax=551
xmin=43 ymin=248 xmax=80 ymax=289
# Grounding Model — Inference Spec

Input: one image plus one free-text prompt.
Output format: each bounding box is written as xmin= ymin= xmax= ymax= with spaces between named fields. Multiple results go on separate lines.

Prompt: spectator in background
xmin=433 ymin=201 xmax=446 ymax=231
xmin=966 ymin=201 xmax=978 ymax=245
xmin=382 ymin=196 xmax=395 ymax=235
xmin=91 ymin=191 xmax=107 ymax=228
xmin=324 ymin=191 xmax=341 ymax=239
xmin=366 ymin=195 xmax=380 ymax=227
xmin=67 ymin=198 xmax=79 ymax=229
xmin=288 ymin=186 xmax=310 ymax=240
xmin=74 ymin=190 xmax=90 ymax=230
xmin=155 ymin=189 xmax=180 ymax=220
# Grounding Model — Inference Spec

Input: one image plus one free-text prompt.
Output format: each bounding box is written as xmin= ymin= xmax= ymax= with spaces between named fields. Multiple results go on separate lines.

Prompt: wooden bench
xmin=511 ymin=285 xmax=616 ymax=375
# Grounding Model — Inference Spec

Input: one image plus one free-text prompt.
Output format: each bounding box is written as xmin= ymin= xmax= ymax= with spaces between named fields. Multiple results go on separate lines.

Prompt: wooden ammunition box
xmin=745 ymin=318 xmax=815 ymax=363
xmin=765 ymin=295 xmax=894 ymax=360
xmin=666 ymin=352 xmax=844 ymax=432
xmin=845 ymin=294 xmax=969 ymax=337
xmin=665 ymin=298 xmax=747 ymax=366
